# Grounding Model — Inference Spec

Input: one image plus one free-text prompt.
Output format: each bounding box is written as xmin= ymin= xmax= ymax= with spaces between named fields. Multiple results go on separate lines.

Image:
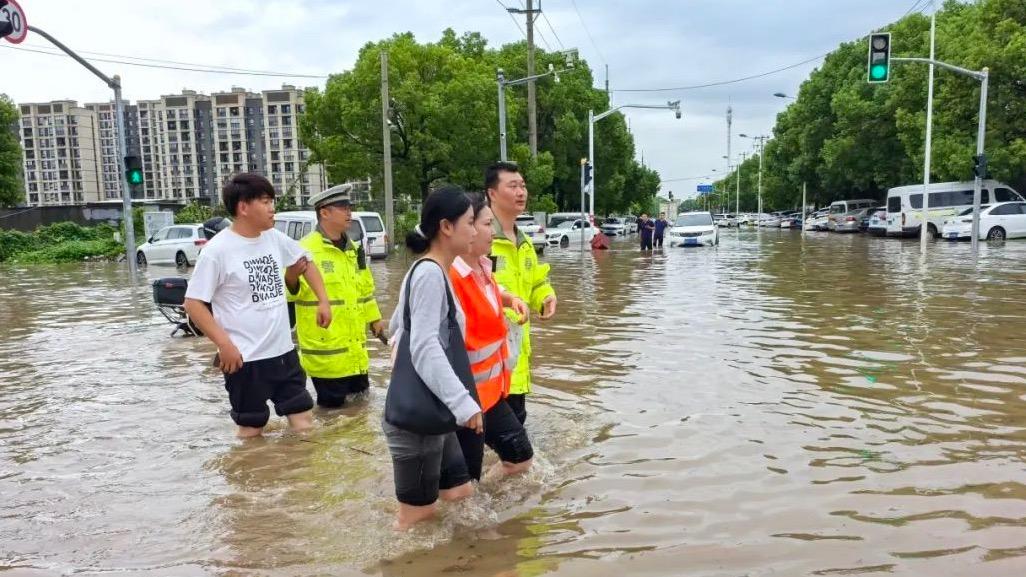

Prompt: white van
xmin=827 ymin=199 xmax=876 ymax=231
xmin=274 ymin=211 xmax=374 ymax=257
xmin=884 ymin=180 xmax=1024 ymax=237
xmin=353 ymin=211 xmax=390 ymax=259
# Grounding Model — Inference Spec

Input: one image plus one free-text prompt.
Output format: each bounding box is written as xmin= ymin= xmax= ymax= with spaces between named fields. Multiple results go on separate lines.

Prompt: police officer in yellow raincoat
xmin=286 ymin=184 xmax=385 ymax=407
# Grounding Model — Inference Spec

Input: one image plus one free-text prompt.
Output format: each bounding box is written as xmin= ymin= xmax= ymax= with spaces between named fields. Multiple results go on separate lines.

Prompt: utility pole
xmin=920 ymin=2 xmax=937 ymax=254
xmin=726 ymin=105 xmax=732 ymax=178
xmin=507 ymin=0 xmax=542 ymax=157
xmin=801 ymin=181 xmax=807 ymax=237
xmin=526 ymin=0 xmax=537 ymax=157
xmin=380 ymin=51 xmax=395 ymax=243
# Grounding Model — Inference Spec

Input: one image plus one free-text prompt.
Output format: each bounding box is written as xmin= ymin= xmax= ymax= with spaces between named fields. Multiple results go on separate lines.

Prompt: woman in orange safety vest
xmin=449 ymin=192 xmax=535 ymax=481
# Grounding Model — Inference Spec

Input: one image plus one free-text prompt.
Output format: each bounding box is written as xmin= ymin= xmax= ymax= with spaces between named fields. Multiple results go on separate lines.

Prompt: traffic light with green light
xmin=124 ymin=155 xmax=143 ymax=186
xmin=868 ymin=33 xmax=891 ymax=83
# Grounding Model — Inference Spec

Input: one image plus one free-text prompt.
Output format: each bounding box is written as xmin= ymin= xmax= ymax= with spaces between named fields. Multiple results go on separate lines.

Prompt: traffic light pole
xmin=580 ymin=158 xmax=586 ymax=251
xmin=29 ymin=25 xmax=137 ymax=275
xmin=893 ymin=57 xmax=989 ymax=255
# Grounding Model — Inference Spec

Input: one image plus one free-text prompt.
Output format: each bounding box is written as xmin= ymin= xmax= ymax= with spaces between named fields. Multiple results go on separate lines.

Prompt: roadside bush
xmin=175 ymin=202 xmax=214 ymax=224
xmin=13 ymin=238 xmax=122 ymax=264
xmin=0 ymin=222 xmax=121 ymax=263
xmin=0 ymin=229 xmax=39 ymax=262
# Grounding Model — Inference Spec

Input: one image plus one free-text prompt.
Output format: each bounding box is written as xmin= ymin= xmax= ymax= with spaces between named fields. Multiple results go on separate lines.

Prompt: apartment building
xmin=211 ymin=87 xmax=266 ymax=199
xmin=262 ymin=85 xmax=327 ymax=207
xmin=19 ymin=100 xmax=103 ymax=207
xmin=20 ymin=85 xmax=329 ymax=207
xmin=84 ymin=102 xmax=141 ymax=201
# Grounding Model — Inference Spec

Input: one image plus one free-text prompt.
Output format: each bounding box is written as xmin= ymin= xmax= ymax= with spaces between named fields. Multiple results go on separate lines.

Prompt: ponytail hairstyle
xmin=405 ymin=185 xmax=472 ymax=254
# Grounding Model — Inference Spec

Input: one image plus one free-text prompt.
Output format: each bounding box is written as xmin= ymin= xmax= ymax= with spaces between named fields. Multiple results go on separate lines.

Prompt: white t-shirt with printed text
xmin=185 ymin=227 xmax=310 ymax=362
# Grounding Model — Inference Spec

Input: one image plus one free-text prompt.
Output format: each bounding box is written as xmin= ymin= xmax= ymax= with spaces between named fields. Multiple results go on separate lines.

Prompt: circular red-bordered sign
xmin=1 ymin=0 xmax=29 ymax=44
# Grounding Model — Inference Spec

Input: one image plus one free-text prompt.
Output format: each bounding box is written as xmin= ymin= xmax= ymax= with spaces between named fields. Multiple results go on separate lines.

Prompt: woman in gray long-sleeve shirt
xmin=383 ymin=186 xmax=483 ymax=531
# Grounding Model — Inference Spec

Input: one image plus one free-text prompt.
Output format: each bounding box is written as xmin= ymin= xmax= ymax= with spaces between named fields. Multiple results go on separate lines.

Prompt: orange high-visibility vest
xmin=449 ymin=262 xmax=511 ymax=413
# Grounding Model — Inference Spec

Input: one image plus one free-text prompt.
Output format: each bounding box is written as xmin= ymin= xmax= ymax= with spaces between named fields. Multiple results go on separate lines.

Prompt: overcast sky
xmin=2 ymin=0 xmax=927 ymax=199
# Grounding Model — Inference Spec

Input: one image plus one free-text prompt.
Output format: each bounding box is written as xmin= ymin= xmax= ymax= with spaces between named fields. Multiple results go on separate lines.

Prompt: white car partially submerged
xmin=941 ymin=202 xmax=1026 ymax=241
xmin=544 ymin=219 xmax=596 ymax=248
xmin=668 ymin=212 xmax=718 ymax=247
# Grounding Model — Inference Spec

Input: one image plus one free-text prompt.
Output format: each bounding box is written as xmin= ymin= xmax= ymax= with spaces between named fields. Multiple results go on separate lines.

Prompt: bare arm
xmin=184 ymin=298 xmax=243 ymax=373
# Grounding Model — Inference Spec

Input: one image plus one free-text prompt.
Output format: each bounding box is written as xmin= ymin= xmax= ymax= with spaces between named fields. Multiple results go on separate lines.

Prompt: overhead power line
xmin=614 ymin=0 xmax=933 ymax=94
xmin=613 ymin=54 xmax=827 ymax=93
xmin=1 ymin=44 xmax=328 ymax=79
xmin=541 ymin=12 xmax=566 ymax=50
xmin=495 ymin=0 xmax=529 ymax=41
xmin=569 ymin=0 xmax=606 ymax=65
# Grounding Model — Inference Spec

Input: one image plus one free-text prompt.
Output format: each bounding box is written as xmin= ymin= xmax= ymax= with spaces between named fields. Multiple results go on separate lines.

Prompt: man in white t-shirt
xmin=185 ymin=173 xmax=332 ymax=438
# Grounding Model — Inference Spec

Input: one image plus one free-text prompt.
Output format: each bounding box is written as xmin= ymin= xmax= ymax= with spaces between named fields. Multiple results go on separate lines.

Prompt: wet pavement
xmin=2 ymin=229 xmax=1026 ymax=576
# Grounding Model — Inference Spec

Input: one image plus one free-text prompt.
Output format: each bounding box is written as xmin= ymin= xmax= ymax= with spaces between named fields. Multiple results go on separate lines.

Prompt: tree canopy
xmin=300 ymin=29 xmax=660 ymax=214
xmin=0 ymin=94 xmax=24 ymax=208
xmin=715 ymin=0 xmax=1026 ymax=212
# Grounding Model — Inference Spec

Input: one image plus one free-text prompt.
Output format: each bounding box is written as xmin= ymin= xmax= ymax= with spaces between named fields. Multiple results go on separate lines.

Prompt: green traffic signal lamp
xmin=867 ymin=32 xmax=892 ymax=84
xmin=124 ymin=155 xmax=144 ymax=186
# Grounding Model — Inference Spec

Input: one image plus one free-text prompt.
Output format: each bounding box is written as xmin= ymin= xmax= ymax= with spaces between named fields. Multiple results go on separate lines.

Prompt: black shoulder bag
xmin=384 ymin=259 xmax=479 ymax=435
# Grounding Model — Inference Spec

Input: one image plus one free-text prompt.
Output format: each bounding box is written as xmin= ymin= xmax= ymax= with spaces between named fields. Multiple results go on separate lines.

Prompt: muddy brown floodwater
xmin=3 ymin=229 xmax=1026 ymax=577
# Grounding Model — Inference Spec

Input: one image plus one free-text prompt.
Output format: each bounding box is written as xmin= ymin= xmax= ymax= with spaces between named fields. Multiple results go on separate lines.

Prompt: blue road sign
xmin=697 ymin=184 xmax=714 ymax=194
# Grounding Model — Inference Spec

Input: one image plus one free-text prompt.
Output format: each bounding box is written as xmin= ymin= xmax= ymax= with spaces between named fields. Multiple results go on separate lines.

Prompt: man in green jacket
xmin=286 ymin=184 xmax=385 ymax=408
xmin=486 ymin=161 xmax=557 ymax=424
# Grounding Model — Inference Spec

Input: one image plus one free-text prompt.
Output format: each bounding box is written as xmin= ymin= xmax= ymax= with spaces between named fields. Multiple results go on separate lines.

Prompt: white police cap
xmin=310 ymin=183 xmax=353 ymax=209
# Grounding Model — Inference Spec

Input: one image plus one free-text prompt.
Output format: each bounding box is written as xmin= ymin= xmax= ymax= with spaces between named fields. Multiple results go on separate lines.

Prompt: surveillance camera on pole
xmin=668 ymin=100 xmax=682 ymax=120
xmin=561 ymin=48 xmax=578 ymax=69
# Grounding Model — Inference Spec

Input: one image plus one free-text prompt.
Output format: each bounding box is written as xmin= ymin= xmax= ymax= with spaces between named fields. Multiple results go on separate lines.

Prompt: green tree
xmin=0 ymin=94 xmax=24 ymax=207
xmin=301 ymin=30 xmax=656 ymax=215
xmin=717 ymin=0 xmax=1026 ymax=210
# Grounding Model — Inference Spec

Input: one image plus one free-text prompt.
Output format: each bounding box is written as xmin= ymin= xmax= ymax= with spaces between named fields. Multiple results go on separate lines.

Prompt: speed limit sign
xmin=0 ymin=0 xmax=28 ymax=44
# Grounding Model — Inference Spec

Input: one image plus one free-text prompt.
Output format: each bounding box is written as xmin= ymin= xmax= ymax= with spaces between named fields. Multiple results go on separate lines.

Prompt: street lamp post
xmin=735 ymin=152 xmax=746 ymax=217
xmin=496 ymin=50 xmax=578 ymax=161
xmin=589 ymin=101 xmax=681 ymax=216
xmin=497 ymin=66 xmax=562 ymax=161
xmin=740 ymin=134 xmax=769 ymax=222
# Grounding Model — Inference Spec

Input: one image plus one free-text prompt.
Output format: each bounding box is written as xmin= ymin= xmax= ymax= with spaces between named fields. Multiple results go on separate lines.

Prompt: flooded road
xmin=3 ymin=229 xmax=1026 ymax=576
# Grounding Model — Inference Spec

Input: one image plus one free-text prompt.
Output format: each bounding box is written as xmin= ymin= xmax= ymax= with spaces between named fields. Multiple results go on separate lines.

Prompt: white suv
xmin=136 ymin=224 xmax=207 ymax=267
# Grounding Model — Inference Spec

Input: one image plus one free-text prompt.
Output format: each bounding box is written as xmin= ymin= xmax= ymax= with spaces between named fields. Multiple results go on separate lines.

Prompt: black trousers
xmin=654 ymin=234 xmax=664 ymax=248
xmin=641 ymin=235 xmax=653 ymax=250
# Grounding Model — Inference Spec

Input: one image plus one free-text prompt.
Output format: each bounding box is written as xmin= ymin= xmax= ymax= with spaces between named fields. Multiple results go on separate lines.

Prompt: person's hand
xmin=540 ymin=295 xmax=557 ymax=320
xmin=371 ymin=320 xmax=388 ymax=344
xmin=510 ymin=297 xmax=529 ymax=325
xmin=370 ymin=319 xmax=386 ymax=337
xmin=316 ymin=301 xmax=332 ymax=328
xmin=463 ymin=412 xmax=484 ymax=434
xmin=217 ymin=341 xmax=244 ymax=374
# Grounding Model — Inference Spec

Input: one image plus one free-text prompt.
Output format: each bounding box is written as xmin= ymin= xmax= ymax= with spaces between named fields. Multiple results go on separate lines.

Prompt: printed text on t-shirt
xmin=243 ymin=254 xmax=283 ymax=304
